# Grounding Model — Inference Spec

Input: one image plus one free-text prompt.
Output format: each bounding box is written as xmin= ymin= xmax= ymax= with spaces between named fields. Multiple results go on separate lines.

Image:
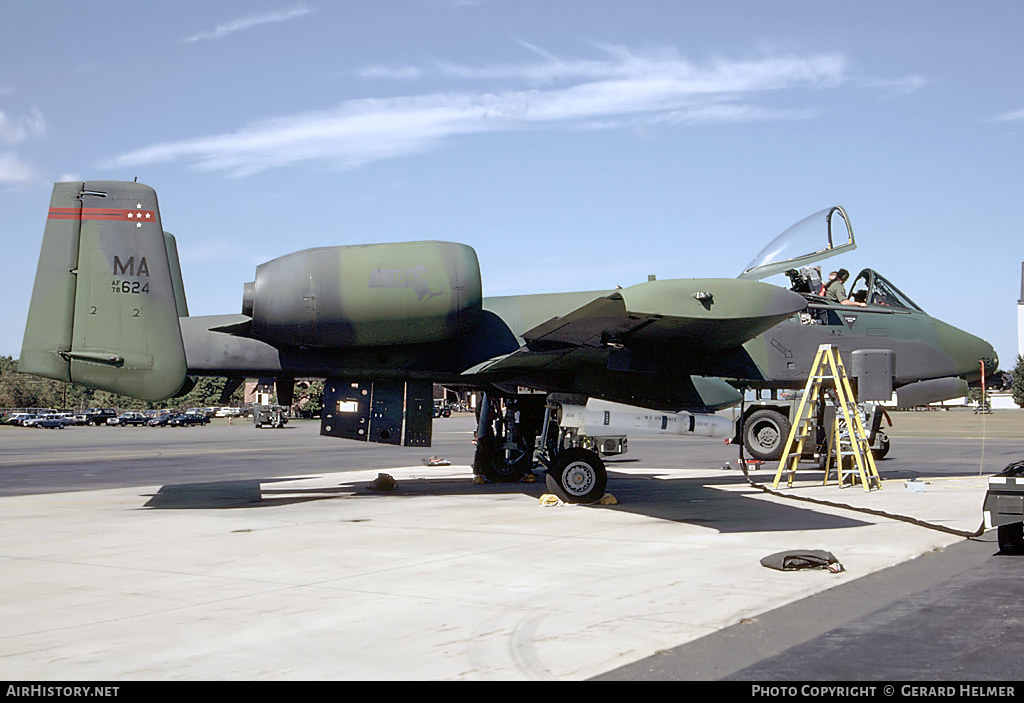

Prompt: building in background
xmin=1019 ymin=263 xmax=1024 ymax=359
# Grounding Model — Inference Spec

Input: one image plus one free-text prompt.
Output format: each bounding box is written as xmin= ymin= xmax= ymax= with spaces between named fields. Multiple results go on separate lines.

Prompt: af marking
xmin=111 ymin=280 xmax=150 ymax=294
xmin=112 ymin=256 xmax=151 ymax=295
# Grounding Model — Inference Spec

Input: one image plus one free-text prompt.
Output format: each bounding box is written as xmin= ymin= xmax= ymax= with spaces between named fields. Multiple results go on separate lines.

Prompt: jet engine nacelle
xmin=243 ymin=241 xmax=483 ymax=348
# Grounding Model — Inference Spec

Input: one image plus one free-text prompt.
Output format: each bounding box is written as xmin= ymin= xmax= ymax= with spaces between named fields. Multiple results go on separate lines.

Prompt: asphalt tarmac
xmin=1 ymin=410 xmax=1021 ymax=681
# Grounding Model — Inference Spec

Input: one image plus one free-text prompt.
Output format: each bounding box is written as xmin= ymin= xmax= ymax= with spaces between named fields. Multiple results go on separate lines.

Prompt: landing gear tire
xmin=743 ymin=409 xmax=791 ymax=462
xmin=475 ymin=434 xmax=532 ymax=483
xmin=998 ymin=522 xmax=1024 ymax=555
xmin=545 ymin=448 xmax=607 ymax=504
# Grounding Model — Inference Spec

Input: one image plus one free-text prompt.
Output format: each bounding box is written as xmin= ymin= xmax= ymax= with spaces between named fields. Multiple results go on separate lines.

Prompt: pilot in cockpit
xmin=824 ymin=269 xmax=867 ymax=307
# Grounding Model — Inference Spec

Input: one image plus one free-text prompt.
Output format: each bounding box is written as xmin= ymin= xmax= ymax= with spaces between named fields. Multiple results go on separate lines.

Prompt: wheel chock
xmin=540 ymin=493 xmax=618 ymax=506
xmin=368 ymin=473 xmax=396 ymax=491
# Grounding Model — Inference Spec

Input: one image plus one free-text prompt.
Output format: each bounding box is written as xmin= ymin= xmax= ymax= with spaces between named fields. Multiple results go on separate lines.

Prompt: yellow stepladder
xmin=771 ymin=344 xmax=830 ymax=489
xmin=772 ymin=344 xmax=882 ymax=492
xmin=819 ymin=348 xmax=882 ymax=492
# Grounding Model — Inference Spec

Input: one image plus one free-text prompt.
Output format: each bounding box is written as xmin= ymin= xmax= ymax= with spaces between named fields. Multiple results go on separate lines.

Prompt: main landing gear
xmin=473 ymin=393 xmax=608 ymax=504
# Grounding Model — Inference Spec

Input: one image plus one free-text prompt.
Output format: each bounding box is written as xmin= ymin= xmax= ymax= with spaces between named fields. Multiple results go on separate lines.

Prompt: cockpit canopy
xmin=738 ymin=205 xmax=925 ymax=313
xmin=738 ymin=206 xmax=856 ymax=281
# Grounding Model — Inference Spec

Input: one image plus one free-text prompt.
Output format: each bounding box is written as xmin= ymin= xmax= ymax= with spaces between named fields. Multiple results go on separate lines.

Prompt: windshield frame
xmin=847 ymin=268 xmax=925 ymax=313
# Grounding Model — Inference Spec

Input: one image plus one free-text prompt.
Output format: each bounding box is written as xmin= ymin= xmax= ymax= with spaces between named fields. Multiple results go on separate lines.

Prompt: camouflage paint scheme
xmin=738 ymin=297 xmax=995 ymax=394
xmin=21 ymin=181 xmax=995 ymax=419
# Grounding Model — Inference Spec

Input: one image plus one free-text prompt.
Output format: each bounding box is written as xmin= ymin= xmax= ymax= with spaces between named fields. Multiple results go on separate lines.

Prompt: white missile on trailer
xmin=558 ymin=403 xmax=734 ymax=439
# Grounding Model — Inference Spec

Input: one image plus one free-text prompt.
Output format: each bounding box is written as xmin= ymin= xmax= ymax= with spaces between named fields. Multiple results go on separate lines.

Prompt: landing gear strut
xmin=473 ymin=393 xmax=608 ymax=504
xmin=473 ymin=394 xmax=542 ymax=484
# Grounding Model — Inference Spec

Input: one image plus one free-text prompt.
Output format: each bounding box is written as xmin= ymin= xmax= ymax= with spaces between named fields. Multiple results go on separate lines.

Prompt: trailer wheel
xmin=743 ymin=409 xmax=791 ymax=462
xmin=871 ymin=431 xmax=891 ymax=460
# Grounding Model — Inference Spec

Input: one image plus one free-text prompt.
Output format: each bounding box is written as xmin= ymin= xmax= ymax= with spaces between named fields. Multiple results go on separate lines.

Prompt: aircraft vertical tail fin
xmin=164 ymin=229 xmax=189 ymax=318
xmin=19 ymin=181 xmax=188 ymax=401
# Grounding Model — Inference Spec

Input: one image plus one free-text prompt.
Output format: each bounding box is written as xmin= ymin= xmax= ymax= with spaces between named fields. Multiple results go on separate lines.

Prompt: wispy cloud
xmin=0 ymin=107 xmax=44 ymax=145
xmin=106 ymin=47 xmax=846 ymax=177
xmin=0 ymin=107 xmax=45 ymax=187
xmin=856 ymin=75 xmax=927 ymax=95
xmin=0 ymin=151 xmax=42 ymax=187
xmin=184 ymin=4 xmax=314 ymax=43
xmin=991 ymin=108 xmax=1024 ymax=122
xmin=364 ymin=43 xmax=845 ymax=88
xmin=358 ymin=65 xmax=424 ymax=80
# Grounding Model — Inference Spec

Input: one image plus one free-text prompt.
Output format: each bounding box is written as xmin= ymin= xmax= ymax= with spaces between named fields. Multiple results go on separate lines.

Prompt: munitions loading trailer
xmin=254 ymin=404 xmax=288 ymax=429
xmin=739 ymin=348 xmax=895 ymax=464
xmin=741 ymin=392 xmax=891 ymax=464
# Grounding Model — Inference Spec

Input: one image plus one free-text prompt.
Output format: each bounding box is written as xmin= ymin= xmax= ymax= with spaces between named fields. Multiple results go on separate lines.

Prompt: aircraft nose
xmin=979 ymin=342 xmax=999 ymax=380
xmin=939 ymin=321 xmax=997 ymax=382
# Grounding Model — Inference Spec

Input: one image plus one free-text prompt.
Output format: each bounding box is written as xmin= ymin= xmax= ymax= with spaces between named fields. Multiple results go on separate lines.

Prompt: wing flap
xmin=521 ymin=294 xmax=652 ymax=347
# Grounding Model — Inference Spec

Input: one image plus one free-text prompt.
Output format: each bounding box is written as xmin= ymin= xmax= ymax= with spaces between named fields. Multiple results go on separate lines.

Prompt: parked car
xmin=5 ymin=413 xmax=39 ymax=426
xmin=112 ymin=412 xmax=149 ymax=427
xmin=85 ymin=408 xmax=118 ymax=426
xmin=168 ymin=412 xmax=210 ymax=427
xmin=147 ymin=413 xmax=174 ymax=427
xmin=64 ymin=413 xmax=88 ymax=426
xmin=33 ymin=414 xmax=69 ymax=429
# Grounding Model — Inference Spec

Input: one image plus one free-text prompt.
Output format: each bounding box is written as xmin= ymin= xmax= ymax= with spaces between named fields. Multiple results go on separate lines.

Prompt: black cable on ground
xmin=737 ymin=461 xmax=988 ymax=539
xmin=731 ymin=409 xmax=989 ymax=540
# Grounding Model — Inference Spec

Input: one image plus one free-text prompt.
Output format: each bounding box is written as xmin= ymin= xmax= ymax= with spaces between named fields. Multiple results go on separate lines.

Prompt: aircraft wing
xmin=464 ymin=277 xmax=806 ymax=409
xmin=521 ymin=278 xmax=806 ymax=351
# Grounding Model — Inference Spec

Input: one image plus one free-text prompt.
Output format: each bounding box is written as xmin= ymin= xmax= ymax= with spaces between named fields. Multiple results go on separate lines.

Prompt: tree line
xmin=0 ymin=355 xmax=244 ymax=412
xmin=2 ymin=353 xmax=1018 ymax=413
xmin=0 ymin=356 xmax=326 ymax=416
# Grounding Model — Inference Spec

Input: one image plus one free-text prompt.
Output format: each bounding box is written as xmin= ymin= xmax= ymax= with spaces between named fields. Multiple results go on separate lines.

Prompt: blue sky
xmin=2 ymin=1 xmax=1022 ymax=372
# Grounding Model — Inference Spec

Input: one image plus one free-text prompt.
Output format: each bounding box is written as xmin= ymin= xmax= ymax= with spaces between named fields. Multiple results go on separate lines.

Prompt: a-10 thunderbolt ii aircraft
xmin=20 ymin=181 xmax=995 ymax=503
